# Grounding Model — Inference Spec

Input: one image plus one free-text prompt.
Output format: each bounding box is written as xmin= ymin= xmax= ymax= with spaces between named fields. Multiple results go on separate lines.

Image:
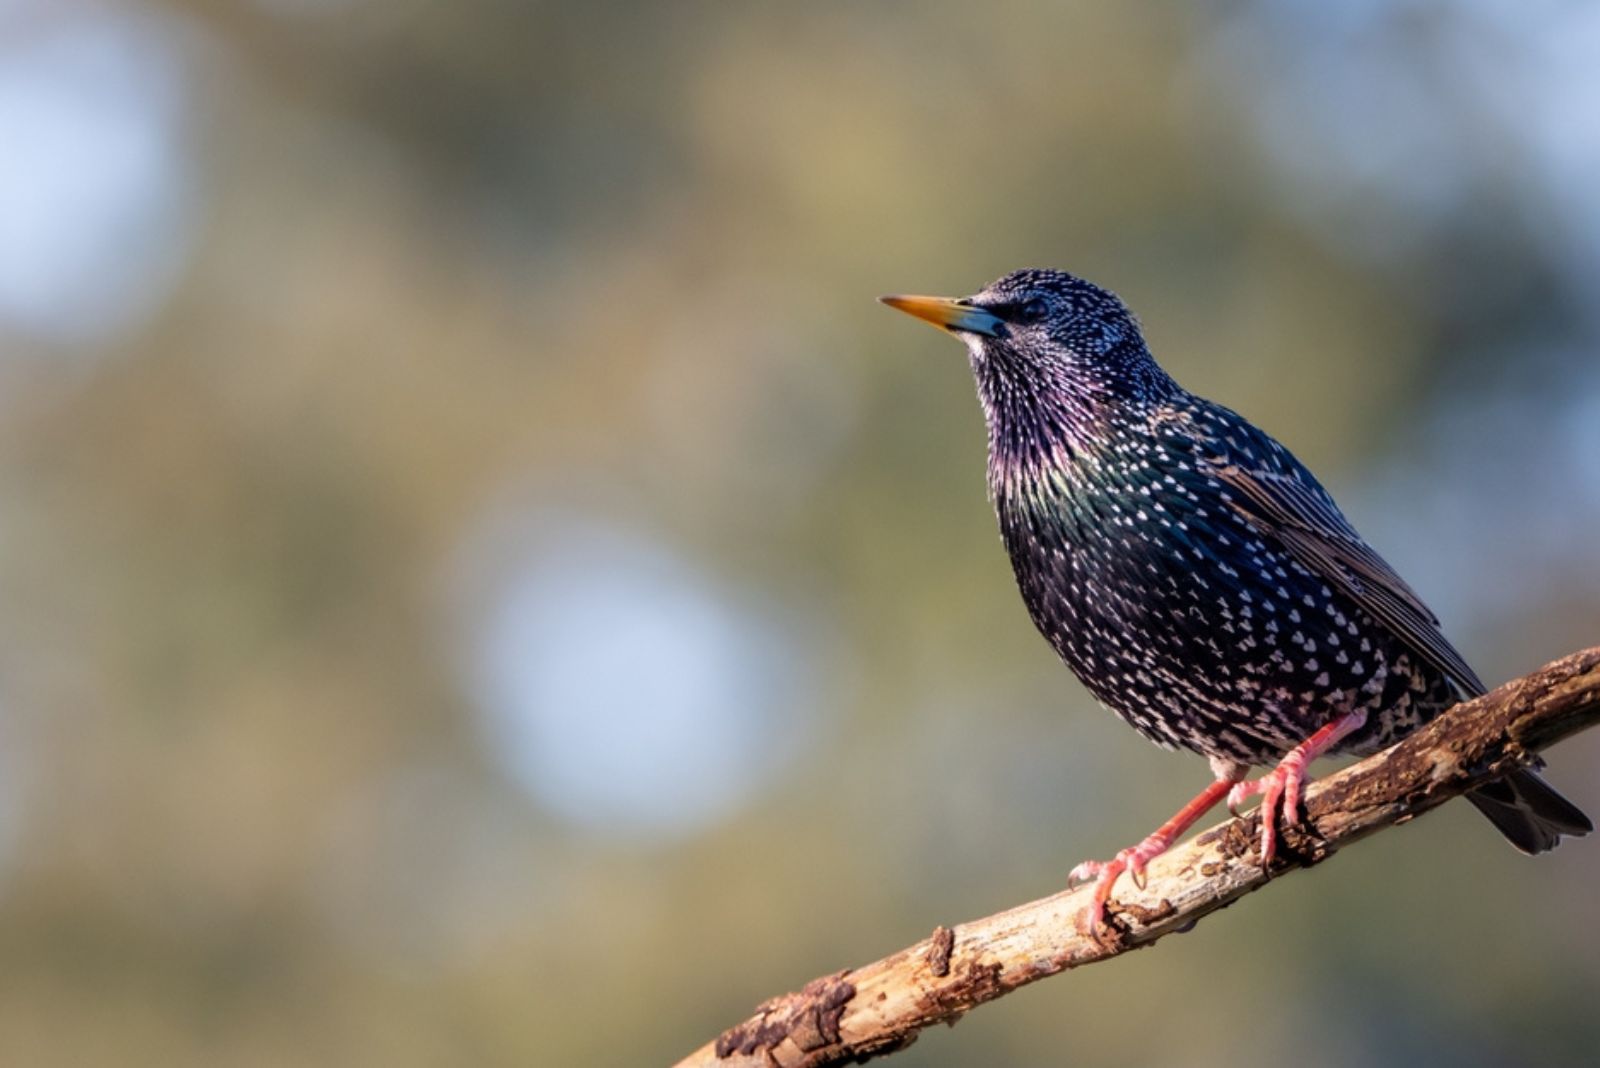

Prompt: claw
xmin=1226 ymin=780 xmax=1253 ymax=818
xmin=1065 ymin=860 xmax=1102 ymax=890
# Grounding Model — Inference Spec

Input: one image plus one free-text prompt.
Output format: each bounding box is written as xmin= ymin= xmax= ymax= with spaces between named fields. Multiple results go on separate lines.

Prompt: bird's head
xmin=881 ymin=269 xmax=1173 ymax=430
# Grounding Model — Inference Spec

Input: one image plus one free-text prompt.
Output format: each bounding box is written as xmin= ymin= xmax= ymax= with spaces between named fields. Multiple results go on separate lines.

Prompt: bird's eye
xmin=1016 ymin=298 xmax=1048 ymax=324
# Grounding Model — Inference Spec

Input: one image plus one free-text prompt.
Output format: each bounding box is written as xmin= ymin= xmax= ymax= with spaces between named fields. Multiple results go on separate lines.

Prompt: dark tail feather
xmin=1467 ymin=766 xmax=1593 ymax=855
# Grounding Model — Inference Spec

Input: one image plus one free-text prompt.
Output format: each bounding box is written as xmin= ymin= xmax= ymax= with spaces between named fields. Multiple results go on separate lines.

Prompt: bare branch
xmin=675 ymin=646 xmax=1600 ymax=1068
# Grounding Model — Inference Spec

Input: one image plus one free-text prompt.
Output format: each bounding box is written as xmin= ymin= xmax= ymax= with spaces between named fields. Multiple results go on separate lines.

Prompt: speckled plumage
xmin=885 ymin=268 xmax=1588 ymax=860
xmin=994 ymin=394 xmax=1449 ymax=766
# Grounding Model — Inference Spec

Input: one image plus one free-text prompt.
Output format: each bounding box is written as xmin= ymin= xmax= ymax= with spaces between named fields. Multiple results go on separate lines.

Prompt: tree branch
xmin=675 ymin=646 xmax=1600 ymax=1068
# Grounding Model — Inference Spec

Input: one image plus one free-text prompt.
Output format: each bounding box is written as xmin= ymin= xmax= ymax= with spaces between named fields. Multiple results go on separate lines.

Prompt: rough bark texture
xmin=675 ymin=646 xmax=1600 ymax=1068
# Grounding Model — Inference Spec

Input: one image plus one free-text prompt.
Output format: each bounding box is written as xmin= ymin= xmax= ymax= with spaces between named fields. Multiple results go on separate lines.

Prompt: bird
xmin=881 ymin=268 xmax=1590 ymax=931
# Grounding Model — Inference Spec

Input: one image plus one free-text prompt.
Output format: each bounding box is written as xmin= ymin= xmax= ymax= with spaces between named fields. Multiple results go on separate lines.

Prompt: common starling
xmin=882 ymin=268 xmax=1590 ymax=930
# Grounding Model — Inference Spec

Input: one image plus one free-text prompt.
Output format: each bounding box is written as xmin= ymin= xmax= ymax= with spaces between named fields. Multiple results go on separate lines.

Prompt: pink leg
xmin=1227 ymin=709 xmax=1368 ymax=868
xmin=1067 ymin=777 xmax=1235 ymax=933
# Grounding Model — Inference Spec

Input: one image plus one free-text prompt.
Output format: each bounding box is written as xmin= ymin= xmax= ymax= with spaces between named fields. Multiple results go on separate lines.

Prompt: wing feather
xmin=1209 ymin=461 xmax=1486 ymax=696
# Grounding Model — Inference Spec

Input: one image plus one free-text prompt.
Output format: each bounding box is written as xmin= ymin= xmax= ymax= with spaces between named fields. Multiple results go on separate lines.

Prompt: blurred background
xmin=1 ymin=1 xmax=1598 ymax=1065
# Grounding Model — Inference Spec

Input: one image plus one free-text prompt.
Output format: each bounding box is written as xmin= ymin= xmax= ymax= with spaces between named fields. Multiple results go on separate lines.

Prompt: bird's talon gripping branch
xmin=1067 ymin=853 xmax=1133 ymax=933
xmin=1067 ymin=778 xmax=1237 ymax=931
xmin=1071 ymin=835 xmax=1176 ymax=930
xmin=1228 ymin=709 xmax=1369 ymax=867
xmin=1228 ymin=764 xmax=1293 ymax=866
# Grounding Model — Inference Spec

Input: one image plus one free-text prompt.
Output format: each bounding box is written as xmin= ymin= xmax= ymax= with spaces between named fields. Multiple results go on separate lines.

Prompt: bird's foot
xmin=1225 ymin=755 xmax=1307 ymax=869
xmin=1065 ymin=777 xmax=1236 ymax=934
xmin=1225 ymin=709 xmax=1369 ymax=869
xmin=1067 ymin=832 xmax=1174 ymax=933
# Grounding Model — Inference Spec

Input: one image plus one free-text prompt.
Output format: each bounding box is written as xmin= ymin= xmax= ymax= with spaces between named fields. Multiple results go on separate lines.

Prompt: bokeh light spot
xmin=452 ymin=510 xmax=818 ymax=840
xmin=0 ymin=4 xmax=195 ymax=349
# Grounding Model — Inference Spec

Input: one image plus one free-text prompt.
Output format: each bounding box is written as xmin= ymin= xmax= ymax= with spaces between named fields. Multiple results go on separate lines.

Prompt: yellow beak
xmin=879 ymin=294 xmax=1005 ymax=337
